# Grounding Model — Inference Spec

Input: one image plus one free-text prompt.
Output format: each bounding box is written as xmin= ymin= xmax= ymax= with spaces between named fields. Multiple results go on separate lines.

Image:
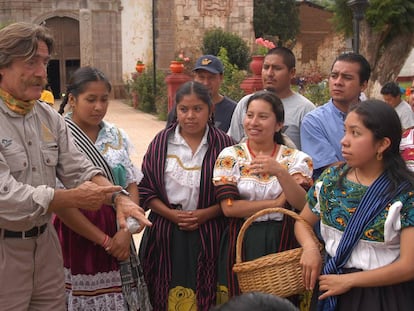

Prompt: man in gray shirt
xmin=227 ymin=47 xmax=315 ymax=149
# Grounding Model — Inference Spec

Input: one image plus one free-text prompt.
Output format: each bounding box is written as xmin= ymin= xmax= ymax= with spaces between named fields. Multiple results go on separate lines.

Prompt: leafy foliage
xmin=202 ymin=28 xmax=250 ymax=70
xmin=253 ymin=0 xmax=300 ymax=47
xmin=313 ymin=0 xmax=414 ymax=95
xmin=332 ymin=0 xmax=414 ymax=40
xmin=296 ymin=63 xmax=330 ymax=106
xmin=126 ymin=64 xmax=167 ymax=120
xmin=366 ymin=0 xmax=414 ymax=36
xmin=217 ymin=47 xmax=247 ymax=102
xmin=303 ymin=82 xmax=330 ymax=106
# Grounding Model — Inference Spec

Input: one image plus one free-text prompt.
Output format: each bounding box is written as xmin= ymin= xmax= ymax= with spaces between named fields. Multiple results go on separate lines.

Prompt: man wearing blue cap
xmin=166 ymin=55 xmax=236 ymax=132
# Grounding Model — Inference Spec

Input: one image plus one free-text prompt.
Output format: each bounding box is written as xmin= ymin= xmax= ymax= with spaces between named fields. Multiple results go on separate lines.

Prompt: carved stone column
xmin=79 ymin=9 xmax=92 ymax=66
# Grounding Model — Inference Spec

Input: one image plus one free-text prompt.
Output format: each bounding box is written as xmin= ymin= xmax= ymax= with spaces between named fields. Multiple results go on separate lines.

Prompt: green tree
xmin=217 ymin=47 xmax=247 ymax=102
xmin=202 ymin=28 xmax=250 ymax=70
xmin=126 ymin=64 xmax=167 ymax=119
xmin=253 ymin=0 xmax=300 ymax=47
xmin=331 ymin=0 xmax=414 ymax=96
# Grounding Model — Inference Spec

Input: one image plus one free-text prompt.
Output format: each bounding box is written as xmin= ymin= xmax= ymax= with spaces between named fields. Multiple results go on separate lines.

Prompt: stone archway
xmin=43 ymin=17 xmax=80 ymax=99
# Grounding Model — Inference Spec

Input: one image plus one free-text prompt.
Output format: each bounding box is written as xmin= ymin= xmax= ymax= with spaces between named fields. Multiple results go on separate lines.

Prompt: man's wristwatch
xmin=111 ymin=189 xmax=130 ymax=205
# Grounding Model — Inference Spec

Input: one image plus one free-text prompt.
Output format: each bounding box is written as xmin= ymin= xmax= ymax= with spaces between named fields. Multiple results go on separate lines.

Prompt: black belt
xmin=0 ymin=223 xmax=47 ymax=239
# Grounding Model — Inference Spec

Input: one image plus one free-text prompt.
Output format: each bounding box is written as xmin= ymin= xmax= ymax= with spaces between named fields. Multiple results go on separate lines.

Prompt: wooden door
xmin=44 ymin=17 xmax=80 ymax=98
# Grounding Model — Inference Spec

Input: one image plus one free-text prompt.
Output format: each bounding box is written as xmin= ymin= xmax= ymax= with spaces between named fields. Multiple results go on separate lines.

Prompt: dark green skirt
xmin=168 ymin=225 xmax=201 ymax=310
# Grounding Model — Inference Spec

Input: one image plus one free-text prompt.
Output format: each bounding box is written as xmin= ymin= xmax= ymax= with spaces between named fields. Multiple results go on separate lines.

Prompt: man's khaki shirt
xmin=0 ymin=100 xmax=102 ymax=231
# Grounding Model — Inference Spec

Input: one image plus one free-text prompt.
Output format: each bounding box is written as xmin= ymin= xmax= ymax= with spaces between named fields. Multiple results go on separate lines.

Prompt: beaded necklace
xmin=247 ymin=139 xmax=278 ymax=158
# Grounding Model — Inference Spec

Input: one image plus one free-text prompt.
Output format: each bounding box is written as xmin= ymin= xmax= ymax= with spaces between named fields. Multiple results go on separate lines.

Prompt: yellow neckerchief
xmin=0 ymin=88 xmax=36 ymax=115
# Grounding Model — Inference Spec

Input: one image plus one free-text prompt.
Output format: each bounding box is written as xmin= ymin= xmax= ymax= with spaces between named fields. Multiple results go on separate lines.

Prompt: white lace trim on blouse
xmin=96 ymin=120 xmax=143 ymax=184
xmin=164 ymin=126 xmax=209 ymax=211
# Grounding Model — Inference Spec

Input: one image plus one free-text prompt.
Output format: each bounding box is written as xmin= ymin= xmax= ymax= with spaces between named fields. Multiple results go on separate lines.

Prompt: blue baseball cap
xmin=193 ymin=55 xmax=224 ymax=74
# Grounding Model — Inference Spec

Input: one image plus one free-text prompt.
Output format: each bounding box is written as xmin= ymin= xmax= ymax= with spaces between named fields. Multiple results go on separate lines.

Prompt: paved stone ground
xmin=105 ymin=99 xmax=166 ymax=247
xmin=104 ymin=99 xmax=166 ymax=167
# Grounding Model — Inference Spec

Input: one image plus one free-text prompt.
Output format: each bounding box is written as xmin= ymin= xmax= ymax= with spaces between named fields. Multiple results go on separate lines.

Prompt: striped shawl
xmin=138 ymin=123 xmax=235 ymax=311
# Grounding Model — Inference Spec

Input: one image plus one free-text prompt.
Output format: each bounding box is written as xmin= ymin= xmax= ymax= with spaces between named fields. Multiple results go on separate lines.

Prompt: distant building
xmin=398 ymin=49 xmax=414 ymax=82
xmin=0 ymin=0 xmax=152 ymax=99
xmin=293 ymin=1 xmax=349 ymax=78
xmin=0 ymin=0 xmax=347 ymax=99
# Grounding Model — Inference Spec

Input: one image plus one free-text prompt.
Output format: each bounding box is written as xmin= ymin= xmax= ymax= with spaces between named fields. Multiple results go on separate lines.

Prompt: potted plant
xmin=170 ymin=51 xmax=190 ymax=74
xmin=135 ymin=59 xmax=145 ymax=73
xmin=250 ymin=38 xmax=276 ymax=75
xmin=254 ymin=37 xmax=276 ymax=56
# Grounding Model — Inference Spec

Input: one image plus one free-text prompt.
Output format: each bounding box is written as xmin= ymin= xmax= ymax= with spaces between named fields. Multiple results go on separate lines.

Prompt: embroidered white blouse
xmin=164 ymin=126 xmax=209 ymax=211
xmin=95 ymin=120 xmax=143 ymax=186
xmin=213 ymin=143 xmax=313 ymax=221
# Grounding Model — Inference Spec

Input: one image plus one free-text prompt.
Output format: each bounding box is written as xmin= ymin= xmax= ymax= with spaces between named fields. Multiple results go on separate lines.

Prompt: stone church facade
xmin=0 ymin=0 xmax=126 ymax=98
xmin=155 ymin=0 xmax=255 ymax=69
xmin=0 ymin=0 xmax=346 ymax=99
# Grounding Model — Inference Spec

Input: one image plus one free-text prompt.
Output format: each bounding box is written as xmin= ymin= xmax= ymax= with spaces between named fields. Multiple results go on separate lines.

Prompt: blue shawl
xmin=320 ymin=171 xmax=408 ymax=311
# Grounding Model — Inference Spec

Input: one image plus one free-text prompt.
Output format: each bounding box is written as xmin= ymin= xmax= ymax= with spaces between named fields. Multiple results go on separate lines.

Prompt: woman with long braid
xmin=54 ymin=66 xmax=151 ymax=311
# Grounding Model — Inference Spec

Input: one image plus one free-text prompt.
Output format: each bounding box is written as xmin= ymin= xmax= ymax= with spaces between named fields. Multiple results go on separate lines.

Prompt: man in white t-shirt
xmin=227 ymin=47 xmax=315 ymax=150
xmin=409 ymin=80 xmax=414 ymax=111
xmin=381 ymin=81 xmax=414 ymax=131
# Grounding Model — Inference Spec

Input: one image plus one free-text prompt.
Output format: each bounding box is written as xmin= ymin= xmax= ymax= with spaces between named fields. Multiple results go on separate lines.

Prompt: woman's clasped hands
xmin=174 ymin=209 xmax=207 ymax=231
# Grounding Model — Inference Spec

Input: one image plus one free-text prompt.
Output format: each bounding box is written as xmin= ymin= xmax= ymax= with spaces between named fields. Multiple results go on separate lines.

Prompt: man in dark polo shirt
xmin=167 ymin=55 xmax=236 ymax=132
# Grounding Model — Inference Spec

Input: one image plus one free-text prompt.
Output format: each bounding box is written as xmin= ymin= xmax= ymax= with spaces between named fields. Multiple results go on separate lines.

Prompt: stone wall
xmin=155 ymin=1 xmax=348 ymax=82
xmin=0 ymin=0 xmax=350 ymax=98
xmin=293 ymin=2 xmax=349 ymax=79
xmin=0 ymin=0 xmax=124 ymax=98
xmin=156 ymin=0 xmax=255 ymax=70
xmin=121 ymin=0 xmax=153 ymax=81
xmin=154 ymin=0 xmax=176 ymax=70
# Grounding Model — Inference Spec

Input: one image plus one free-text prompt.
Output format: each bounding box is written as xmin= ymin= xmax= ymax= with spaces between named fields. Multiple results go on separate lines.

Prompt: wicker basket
xmin=232 ymin=207 xmax=321 ymax=298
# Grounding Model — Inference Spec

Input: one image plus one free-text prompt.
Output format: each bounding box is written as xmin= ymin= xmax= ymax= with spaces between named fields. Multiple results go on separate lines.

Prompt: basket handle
xmin=235 ymin=207 xmax=320 ymax=264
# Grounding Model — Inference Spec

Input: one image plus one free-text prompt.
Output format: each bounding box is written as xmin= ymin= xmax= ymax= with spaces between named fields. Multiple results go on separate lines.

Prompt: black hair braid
xmin=57 ymin=85 xmax=74 ymax=115
xmin=57 ymin=95 xmax=68 ymax=115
